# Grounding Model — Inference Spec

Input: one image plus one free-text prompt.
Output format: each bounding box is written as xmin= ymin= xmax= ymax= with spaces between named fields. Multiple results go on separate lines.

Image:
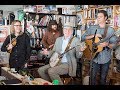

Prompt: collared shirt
xmin=81 ymin=25 xmax=117 ymax=64
xmin=61 ymin=36 xmax=71 ymax=63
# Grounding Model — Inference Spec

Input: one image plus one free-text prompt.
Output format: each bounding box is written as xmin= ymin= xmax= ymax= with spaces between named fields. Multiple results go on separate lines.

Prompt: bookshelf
xmin=113 ymin=5 xmax=120 ymax=30
xmin=23 ymin=6 xmax=77 ymax=74
xmin=24 ymin=11 xmax=77 ymax=49
xmin=23 ymin=5 xmax=77 ymax=66
xmin=75 ymin=5 xmax=120 ymax=31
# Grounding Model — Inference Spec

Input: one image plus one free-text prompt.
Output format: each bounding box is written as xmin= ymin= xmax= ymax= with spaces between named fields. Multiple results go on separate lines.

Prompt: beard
xmin=52 ymin=27 xmax=57 ymax=31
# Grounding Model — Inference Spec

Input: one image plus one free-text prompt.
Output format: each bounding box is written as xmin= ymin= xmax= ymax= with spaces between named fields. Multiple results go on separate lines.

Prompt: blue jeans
xmin=90 ymin=60 xmax=111 ymax=85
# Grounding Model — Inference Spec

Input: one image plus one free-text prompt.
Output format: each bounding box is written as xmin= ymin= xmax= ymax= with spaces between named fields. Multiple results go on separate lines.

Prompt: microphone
xmin=92 ymin=29 xmax=97 ymax=43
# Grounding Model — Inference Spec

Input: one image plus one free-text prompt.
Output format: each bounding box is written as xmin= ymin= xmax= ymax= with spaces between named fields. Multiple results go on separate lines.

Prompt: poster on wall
xmin=0 ymin=26 xmax=9 ymax=45
xmin=0 ymin=25 xmax=10 ymax=64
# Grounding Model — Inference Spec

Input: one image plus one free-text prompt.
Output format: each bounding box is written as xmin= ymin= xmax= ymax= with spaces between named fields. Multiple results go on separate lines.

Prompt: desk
xmin=31 ymin=78 xmax=52 ymax=85
xmin=0 ymin=63 xmax=9 ymax=75
xmin=1 ymin=67 xmax=52 ymax=85
xmin=1 ymin=67 xmax=24 ymax=81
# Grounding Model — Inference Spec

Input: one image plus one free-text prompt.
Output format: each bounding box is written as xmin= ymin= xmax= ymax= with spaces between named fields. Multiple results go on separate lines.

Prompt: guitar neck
xmin=95 ymin=33 xmax=114 ymax=46
xmin=96 ymin=29 xmax=120 ymax=46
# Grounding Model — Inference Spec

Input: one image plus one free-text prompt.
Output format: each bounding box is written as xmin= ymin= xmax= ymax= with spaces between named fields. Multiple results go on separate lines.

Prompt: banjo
xmin=49 ymin=42 xmax=86 ymax=67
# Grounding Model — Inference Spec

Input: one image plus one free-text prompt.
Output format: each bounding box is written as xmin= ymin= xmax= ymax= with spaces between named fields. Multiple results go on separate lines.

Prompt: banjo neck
xmin=59 ymin=44 xmax=81 ymax=58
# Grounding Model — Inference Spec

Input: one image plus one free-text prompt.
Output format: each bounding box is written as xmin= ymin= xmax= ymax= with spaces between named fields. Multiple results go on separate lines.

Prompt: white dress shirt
xmin=61 ymin=36 xmax=71 ymax=63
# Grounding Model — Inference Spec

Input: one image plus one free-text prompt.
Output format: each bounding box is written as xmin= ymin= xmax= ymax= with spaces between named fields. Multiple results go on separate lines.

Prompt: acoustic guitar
xmin=83 ymin=29 xmax=120 ymax=60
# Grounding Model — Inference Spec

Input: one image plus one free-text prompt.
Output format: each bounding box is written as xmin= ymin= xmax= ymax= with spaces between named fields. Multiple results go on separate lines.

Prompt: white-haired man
xmin=38 ymin=22 xmax=86 ymax=85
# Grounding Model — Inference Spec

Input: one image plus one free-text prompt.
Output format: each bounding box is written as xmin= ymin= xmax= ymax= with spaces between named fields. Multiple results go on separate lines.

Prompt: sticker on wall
xmin=18 ymin=10 xmax=25 ymax=21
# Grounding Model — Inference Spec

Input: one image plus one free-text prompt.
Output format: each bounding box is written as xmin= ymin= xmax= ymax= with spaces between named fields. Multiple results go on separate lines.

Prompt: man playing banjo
xmin=37 ymin=22 xmax=86 ymax=85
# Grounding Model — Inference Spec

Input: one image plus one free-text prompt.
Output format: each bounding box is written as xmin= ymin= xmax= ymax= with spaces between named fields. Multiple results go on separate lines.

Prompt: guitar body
xmin=93 ymin=37 xmax=103 ymax=57
xmin=83 ymin=36 xmax=103 ymax=60
xmin=83 ymin=39 xmax=93 ymax=60
xmin=83 ymin=29 xmax=120 ymax=61
xmin=49 ymin=52 xmax=60 ymax=67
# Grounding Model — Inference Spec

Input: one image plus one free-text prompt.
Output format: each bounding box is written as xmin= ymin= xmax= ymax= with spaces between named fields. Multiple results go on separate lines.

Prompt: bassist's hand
xmin=49 ymin=44 xmax=54 ymax=49
xmin=80 ymin=46 xmax=87 ymax=51
xmin=80 ymin=42 xmax=87 ymax=51
xmin=95 ymin=34 xmax=102 ymax=38
xmin=86 ymin=34 xmax=102 ymax=40
xmin=99 ymin=42 xmax=109 ymax=47
xmin=41 ymin=48 xmax=49 ymax=55
xmin=24 ymin=63 xmax=28 ymax=68
xmin=7 ymin=44 xmax=13 ymax=50
xmin=118 ymin=41 xmax=120 ymax=45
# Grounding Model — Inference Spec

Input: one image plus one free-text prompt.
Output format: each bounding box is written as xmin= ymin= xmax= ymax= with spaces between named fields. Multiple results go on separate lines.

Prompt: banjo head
xmin=49 ymin=52 xmax=60 ymax=67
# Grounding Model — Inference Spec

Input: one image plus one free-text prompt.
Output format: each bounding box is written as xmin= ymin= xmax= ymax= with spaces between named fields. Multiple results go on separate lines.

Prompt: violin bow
xmin=8 ymin=14 xmax=12 ymax=45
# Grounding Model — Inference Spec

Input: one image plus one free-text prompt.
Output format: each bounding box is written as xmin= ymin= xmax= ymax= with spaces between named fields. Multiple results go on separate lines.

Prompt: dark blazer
xmin=1 ymin=33 xmax=31 ymax=70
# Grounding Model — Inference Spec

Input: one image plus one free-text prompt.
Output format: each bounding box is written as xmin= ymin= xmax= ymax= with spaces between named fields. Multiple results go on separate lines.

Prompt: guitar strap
xmin=64 ymin=36 xmax=75 ymax=53
xmin=93 ymin=25 xmax=108 ymax=58
xmin=102 ymin=25 xmax=108 ymax=38
xmin=49 ymin=36 xmax=75 ymax=67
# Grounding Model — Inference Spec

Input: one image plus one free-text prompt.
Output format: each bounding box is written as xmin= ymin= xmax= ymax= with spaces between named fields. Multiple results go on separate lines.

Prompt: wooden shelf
xmin=97 ymin=5 xmax=113 ymax=9
xmin=114 ymin=27 xmax=120 ymax=30
xmin=33 ymin=24 xmax=47 ymax=28
xmin=75 ymin=5 xmax=120 ymax=30
xmin=76 ymin=10 xmax=84 ymax=13
xmin=85 ymin=18 xmax=95 ymax=20
xmin=25 ymin=12 xmax=56 ymax=15
xmin=25 ymin=12 xmax=76 ymax=16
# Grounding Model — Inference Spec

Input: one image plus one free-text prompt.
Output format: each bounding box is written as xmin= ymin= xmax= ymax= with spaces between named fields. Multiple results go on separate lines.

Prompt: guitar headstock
xmin=115 ymin=29 xmax=120 ymax=37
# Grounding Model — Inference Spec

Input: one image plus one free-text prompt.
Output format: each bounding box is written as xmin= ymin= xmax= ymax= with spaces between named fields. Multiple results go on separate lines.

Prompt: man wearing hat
xmin=38 ymin=22 xmax=86 ymax=85
xmin=38 ymin=20 xmax=62 ymax=64
xmin=42 ymin=20 xmax=62 ymax=50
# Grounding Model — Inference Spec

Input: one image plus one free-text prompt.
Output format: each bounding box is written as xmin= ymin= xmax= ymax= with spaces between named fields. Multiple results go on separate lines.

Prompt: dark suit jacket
xmin=1 ymin=33 xmax=31 ymax=70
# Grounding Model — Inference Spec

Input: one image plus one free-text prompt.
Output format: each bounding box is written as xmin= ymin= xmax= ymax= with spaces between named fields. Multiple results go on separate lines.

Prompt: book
xmin=77 ymin=13 xmax=82 ymax=25
xmin=75 ymin=5 xmax=84 ymax=11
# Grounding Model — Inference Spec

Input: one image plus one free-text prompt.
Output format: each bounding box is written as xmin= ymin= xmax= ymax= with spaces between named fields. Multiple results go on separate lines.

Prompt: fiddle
xmin=6 ymin=32 xmax=23 ymax=53
xmin=7 ymin=38 xmax=17 ymax=53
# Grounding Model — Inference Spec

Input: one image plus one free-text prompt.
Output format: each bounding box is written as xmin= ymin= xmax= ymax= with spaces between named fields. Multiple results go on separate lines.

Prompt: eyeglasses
xmin=14 ymin=25 xmax=22 ymax=27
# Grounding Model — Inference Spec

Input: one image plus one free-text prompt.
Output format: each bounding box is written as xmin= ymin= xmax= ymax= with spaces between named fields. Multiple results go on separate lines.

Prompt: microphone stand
xmin=89 ymin=29 xmax=97 ymax=85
